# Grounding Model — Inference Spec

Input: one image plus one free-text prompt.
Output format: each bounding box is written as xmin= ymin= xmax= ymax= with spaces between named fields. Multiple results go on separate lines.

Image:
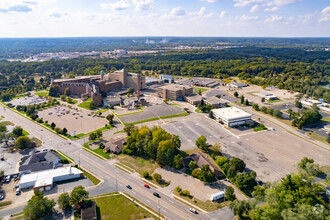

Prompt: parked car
xmin=5 ymin=176 xmax=11 ymax=183
xmin=16 ymin=188 xmax=21 ymax=196
xmin=42 ymin=148 xmax=48 ymax=152
xmin=189 ymin=208 xmax=198 ymax=214
xmin=35 ymin=150 xmax=40 ymax=153
xmin=144 ymin=184 xmax=150 ymax=188
xmin=0 ymin=195 xmax=4 ymax=200
xmin=153 ymin=192 xmax=160 ymax=198
xmin=0 ymin=188 xmax=4 ymax=193
xmin=126 ymin=185 xmax=132 ymax=189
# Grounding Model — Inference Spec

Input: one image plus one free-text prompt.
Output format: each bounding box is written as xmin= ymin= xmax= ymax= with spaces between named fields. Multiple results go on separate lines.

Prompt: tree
xmin=48 ymin=85 xmax=59 ymax=97
xmin=230 ymin=157 xmax=246 ymax=173
xmin=127 ymin=87 xmax=134 ymax=94
xmin=191 ymin=168 xmax=201 ymax=179
xmin=240 ymin=95 xmax=245 ymax=104
xmin=261 ymin=97 xmax=265 ymax=103
xmin=288 ymin=108 xmax=293 ymax=119
xmin=141 ymin=171 xmax=150 ymax=178
xmin=11 ymin=126 xmax=23 ymax=137
xmin=244 ymin=99 xmax=249 ymax=106
xmin=252 ymin=103 xmax=259 ymax=111
xmin=195 ymin=135 xmax=209 ymax=152
xmin=225 ymin=187 xmax=236 ymax=201
xmin=209 ymin=110 xmax=214 ymax=119
xmin=273 ymin=109 xmax=282 ymax=118
xmin=0 ymin=124 xmax=6 ymax=132
xmin=200 ymin=165 xmax=214 ymax=182
xmin=62 ymin=128 xmax=68 ymax=135
xmin=216 ymin=156 xmax=230 ymax=168
xmin=152 ymin=173 xmax=162 ymax=183
xmin=211 ymin=142 xmax=221 ymax=154
xmin=58 ymin=192 xmax=71 ymax=210
xmin=0 ymin=132 xmax=14 ymax=147
xmin=327 ymin=132 xmax=330 ymax=143
xmin=70 ymin=186 xmax=89 ymax=206
xmin=99 ymin=143 xmax=105 ymax=149
xmin=50 ymin=122 xmax=56 ymax=129
xmin=189 ymin=161 xmax=198 ymax=170
xmin=24 ymin=192 xmax=55 ymax=220
xmin=95 ymin=130 xmax=102 ymax=138
xmin=198 ymin=89 xmax=202 ymax=95
xmin=60 ymin=95 xmax=66 ymax=101
xmin=124 ymin=123 xmax=135 ymax=136
xmin=297 ymin=157 xmax=320 ymax=176
xmin=64 ymin=87 xmax=71 ymax=96
xmin=325 ymin=174 xmax=330 ymax=187
xmin=15 ymin=136 xmax=32 ymax=149
xmin=156 ymin=140 xmax=176 ymax=166
xmin=173 ymin=154 xmax=183 ymax=170
xmin=106 ymin=114 xmax=114 ymax=124
xmin=89 ymin=132 xmax=97 ymax=141
xmin=234 ymin=91 xmax=239 ymax=98
xmin=230 ymin=200 xmax=252 ymax=219
xmin=295 ymin=100 xmax=302 ymax=108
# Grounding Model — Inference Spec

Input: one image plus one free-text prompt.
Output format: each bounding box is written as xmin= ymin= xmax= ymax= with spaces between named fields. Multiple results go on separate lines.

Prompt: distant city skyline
xmin=0 ymin=0 xmax=329 ymax=38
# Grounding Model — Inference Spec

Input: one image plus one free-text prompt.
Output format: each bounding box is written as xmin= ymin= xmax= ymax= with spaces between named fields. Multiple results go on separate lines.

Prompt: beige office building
xmin=157 ymin=84 xmax=193 ymax=100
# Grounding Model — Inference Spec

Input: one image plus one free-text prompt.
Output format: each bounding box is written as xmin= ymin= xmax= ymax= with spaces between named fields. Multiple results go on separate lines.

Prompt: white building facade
xmin=212 ymin=107 xmax=252 ymax=127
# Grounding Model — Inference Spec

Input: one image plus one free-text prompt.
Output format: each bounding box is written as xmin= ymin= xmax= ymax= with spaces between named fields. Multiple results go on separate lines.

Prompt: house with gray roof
xmin=19 ymin=151 xmax=62 ymax=174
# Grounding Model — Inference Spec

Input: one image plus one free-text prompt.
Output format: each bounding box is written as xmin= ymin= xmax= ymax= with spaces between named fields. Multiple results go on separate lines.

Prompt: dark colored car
xmin=126 ymin=185 xmax=132 ymax=189
xmin=153 ymin=192 xmax=160 ymax=198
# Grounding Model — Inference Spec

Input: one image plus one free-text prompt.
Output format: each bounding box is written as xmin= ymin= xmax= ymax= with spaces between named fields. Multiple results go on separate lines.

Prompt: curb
xmin=171 ymin=193 xmax=207 ymax=213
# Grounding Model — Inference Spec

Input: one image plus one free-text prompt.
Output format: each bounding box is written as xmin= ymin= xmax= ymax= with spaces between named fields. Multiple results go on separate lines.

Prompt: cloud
xmin=219 ymin=10 xmax=228 ymax=18
xmin=47 ymin=9 xmax=68 ymax=18
xmin=198 ymin=7 xmax=207 ymax=15
xmin=264 ymin=7 xmax=279 ymax=12
xmin=249 ymin=5 xmax=259 ymax=13
xmin=267 ymin=0 xmax=301 ymax=7
xmin=240 ymin=14 xmax=259 ymax=21
xmin=200 ymin=0 xmax=220 ymax=2
xmin=101 ymin=0 xmax=153 ymax=11
xmin=171 ymin=7 xmax=186 ymax=16
xmin=319 ymin=6 xmax=330 ymax=22
xmin=265 ymin=14 xmax=283 ymax=22
xmin=0 ymin=0 xmax=36 ymax=13
xmin=233 ymin=0 xmax=264 ymax=8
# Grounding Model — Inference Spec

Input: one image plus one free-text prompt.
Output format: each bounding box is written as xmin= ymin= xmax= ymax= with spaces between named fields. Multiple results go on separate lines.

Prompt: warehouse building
xmin=18 ymin=167 xmax=83 ymax=192
xmin=157 ymin=84 xmax=193 ymax=100
xmin=204 ymin=96 xmax=228 ymax=108
xmin=212 ymin=107 xmax=252 ymax=127
xmin=185 ymin=95 xmax=202 ymax=105
xmin=258 ymin=92 xmax=278 ymax=101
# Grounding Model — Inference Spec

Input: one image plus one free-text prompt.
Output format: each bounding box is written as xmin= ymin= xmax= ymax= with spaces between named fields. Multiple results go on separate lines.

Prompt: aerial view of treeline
xmin=0 ymin=47 xmax=329 ymax=102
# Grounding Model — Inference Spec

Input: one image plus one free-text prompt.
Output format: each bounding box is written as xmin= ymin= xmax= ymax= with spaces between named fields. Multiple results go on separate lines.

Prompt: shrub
xmin=141 ymin=171 xmax=150 ymax=179
xmin=192 ymin=168 xmax=201 ymax=179
xmin=152 ymin=173 xmax=162 ymax=183
xmin=180 ymin=190 xmax=190 ymax=197
xmin=99 ymin=143 xmax=105 ymax=149
xmin=175 ymin=186 xmax=182 ymax=193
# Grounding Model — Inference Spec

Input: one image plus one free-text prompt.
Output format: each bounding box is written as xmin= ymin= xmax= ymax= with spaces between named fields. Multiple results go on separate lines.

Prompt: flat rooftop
xmin=212 ymin=107 xmax=251 ymax=120
xmin=159 ymin=84 xmax=192 ymax=91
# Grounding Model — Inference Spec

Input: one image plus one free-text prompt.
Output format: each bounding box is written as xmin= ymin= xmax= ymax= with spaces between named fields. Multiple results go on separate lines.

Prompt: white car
xmin=189 ymin=208 xmax=197 ymax=214
xmin=42 ymin=148 xmax=48 ymax=152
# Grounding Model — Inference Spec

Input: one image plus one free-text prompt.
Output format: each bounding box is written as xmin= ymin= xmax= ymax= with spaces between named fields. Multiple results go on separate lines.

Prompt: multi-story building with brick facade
xmin=157 ymin=84 xmax=193 ymax=100
xmin=51 ymin=69 xmax=145 ymax=106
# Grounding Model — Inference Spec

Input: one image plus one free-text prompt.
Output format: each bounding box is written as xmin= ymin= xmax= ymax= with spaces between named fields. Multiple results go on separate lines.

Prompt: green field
xmin=321 ymin=116 xmax=330 ymax=122
xmin=83 ymin=142 xmax=111 ymax=159
xmin=0 ymin=121 xmax=14 ymax=127
xmin=116 ymin=155 xmax=159 ymax=175
xmin=22 ymin=129 xmax=30 ymax=136
xmin=35 ymin=92 xmax=48 ymax=96
xmin=78 ymin=98 xmax=97 ymax=110
xmin=78 ymin=167 xmax=100 ymax=185
xmin=193 ymin=87 xmax=209 ymax=94
xmin=93 ymin=194 xmax=155 ymax=220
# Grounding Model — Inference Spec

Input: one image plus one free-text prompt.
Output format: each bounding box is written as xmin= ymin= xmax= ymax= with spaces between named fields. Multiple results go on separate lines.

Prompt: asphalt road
xmin=0 ymin=104 xmax=233 ymax=220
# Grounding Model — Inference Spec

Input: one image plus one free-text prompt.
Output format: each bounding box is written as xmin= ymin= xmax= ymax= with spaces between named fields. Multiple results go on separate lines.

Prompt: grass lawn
xmin=0 ymin=201 xmax=12 ymax=210
xmin=56 ymin=150 xmax=74 ymax=163
xmin=173 ymin=190 xmax=228 ymax=212
xmin=22 ymin=129 xmax=30 ymax=136
xmin=78 ymin=98 xmax=97 ymax=110
xmin=193 ymin=87 xmax=209 ymax=94
xmin=253 ymin=126 xmax=268 ymax=132
xmin=83 ymin=142 xmax=111 ymax=159
xmin=267 ymin=99 xmax=282 ymax=103
xmin=67 ymin=99 xmax=77 ymax=104
xmin=78 ymin=167 xmax=100 ymax=185
xmin=321 ymin=116 xmax=330 ymax=122
xmin=320 ymin=165 xmax=330 ymax=174
xmin=0 ymin=121 xmax=14 ymax=126
xmin=116 ymin=155 xmax=160 ymax=175
xmin=130 ymin=117 xmax=159 ymax=125
xmin=9 ymin=211 xmax=24 ymax=220
xmin=160 ymin=112 xmax=190 ymax=119
xmin=93 ymin=194 xmax=155 ymax=220
xmin=35 ymin=92 xmax=48 ymax=96
xmin=117 ymin=110 xmax=144 ymax=116
xmin=306 ymin=132 xmax=328 ymax=144
xmin=70 ymin=125 xmax=113 ymax=140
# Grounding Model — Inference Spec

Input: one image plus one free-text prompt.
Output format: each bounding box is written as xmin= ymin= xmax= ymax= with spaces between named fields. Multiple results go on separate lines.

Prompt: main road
xmin=0 ymin=104 xmax=233 ymax=220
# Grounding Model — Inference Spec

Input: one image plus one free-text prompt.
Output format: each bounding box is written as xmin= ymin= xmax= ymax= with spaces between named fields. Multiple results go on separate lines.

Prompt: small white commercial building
xmin=210 ymin=191 xmax=225 ymax=202
xmin=258 ymin=92 xmax=278 ymax=101
xmin=19 ymin=166 xmax=83 ymax=192
xmin=212 ymin=107 xmax=252 ymax=127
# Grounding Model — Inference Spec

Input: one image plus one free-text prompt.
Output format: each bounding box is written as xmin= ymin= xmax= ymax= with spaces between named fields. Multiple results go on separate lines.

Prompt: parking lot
xmin=159 ymin=113 xmax=330 ymax=182
xmin=119 ymin=104 xmax=185 ymax=124
xmin=6 ymin=95 xmax=47 ymax=106
xmin=37 ymin=105 xmax=109 ymax=135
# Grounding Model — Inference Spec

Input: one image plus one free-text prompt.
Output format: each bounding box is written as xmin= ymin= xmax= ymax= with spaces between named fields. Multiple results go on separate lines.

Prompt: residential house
xmin=19 ymin=151 xmax=62 ymax=174
xmin=183 ymin=152 xmax=222 ymax=176
xmin=104 ymin=138 xmax=126 ymax=154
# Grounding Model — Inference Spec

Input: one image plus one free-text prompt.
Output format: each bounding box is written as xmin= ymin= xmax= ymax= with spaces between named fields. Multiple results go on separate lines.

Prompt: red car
xmin=144 ymin=184 xmax=150 ymax=188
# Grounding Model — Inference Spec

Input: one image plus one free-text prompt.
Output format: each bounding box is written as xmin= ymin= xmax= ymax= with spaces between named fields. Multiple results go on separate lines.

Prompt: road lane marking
xmin=76 ymin=153 xmax=194 ymax=220
xmin=146 ymin=199 xmax=150 ymax=203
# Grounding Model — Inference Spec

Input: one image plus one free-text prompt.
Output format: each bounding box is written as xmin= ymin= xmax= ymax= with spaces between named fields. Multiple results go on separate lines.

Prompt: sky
xmin=0 ymin=0 xmax=329 ymax=37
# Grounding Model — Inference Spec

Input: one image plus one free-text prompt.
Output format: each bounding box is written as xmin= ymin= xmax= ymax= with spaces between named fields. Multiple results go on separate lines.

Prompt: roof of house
xmin=81 ymin=201 xmax=97 ymax=220
xmin=104 ymin=138 xmax=126 ymax=152
xmin=183 ymin=152 xmax=222 ymax=175
xmin=19 ymin=151 xmax=61 ymax=173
